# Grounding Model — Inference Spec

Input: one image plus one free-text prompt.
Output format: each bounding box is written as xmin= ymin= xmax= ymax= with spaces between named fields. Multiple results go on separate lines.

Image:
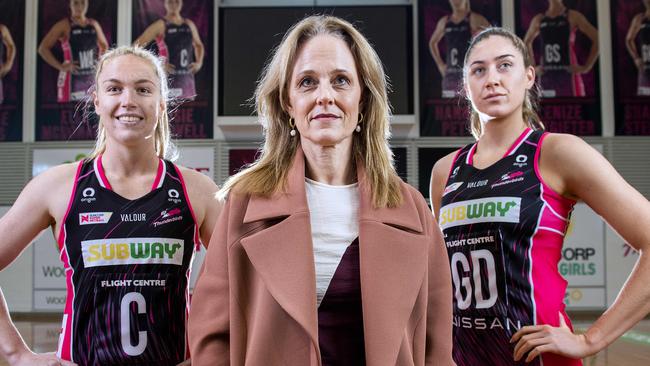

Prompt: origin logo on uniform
xmin=439 ymin=197 xmax=521 ymax=229
xmin=81 ymin=238 xmax=184 ymax=267
xmin=79 ymin=212 xmax=112 ymax=225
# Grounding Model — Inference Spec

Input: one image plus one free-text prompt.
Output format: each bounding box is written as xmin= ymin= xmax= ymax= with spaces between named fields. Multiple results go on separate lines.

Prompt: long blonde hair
xmin=219 ymin=15 xmax=402 ymax=208
xmin=463 ymin=27 xmax=544 ymax=140
xmin=87 ymin=45 xmax=176 ymax=160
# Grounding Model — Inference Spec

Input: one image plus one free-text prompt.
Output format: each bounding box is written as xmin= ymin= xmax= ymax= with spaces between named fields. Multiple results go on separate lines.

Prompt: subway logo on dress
xmin=81 ymin=238 xmax=184 ymax=267
xmin=439 ymin=197 xmax=521 ymax=229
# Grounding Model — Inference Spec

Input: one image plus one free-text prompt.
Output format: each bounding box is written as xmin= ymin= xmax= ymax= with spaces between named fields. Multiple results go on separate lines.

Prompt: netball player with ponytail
xmin=38 ymin=0 xmax=108 ymax=103
xmin=430 ymin=27 xmax=650 ymax=365
xmin=523 ymin=0 xmax=598 ymax=98
xmin=429 ymin=0 xmax=489 ymax=98
xmin=0 ymin=45 xmax=220 ymax=365
xmin=134 ymin=0 xmax=204 ymax=99
xmin=0 ymin=23 xmax=16 ymax=105
xmin=625 ymin=0 xmax=650 ymax=96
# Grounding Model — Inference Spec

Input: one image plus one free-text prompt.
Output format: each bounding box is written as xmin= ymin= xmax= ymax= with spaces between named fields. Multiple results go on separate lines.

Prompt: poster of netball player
xmin=612 ymin=1 xmax=650 ymax=135
xmin=419 ymin=0 xmax=500 ymax=136
xmin=35 ymin=0 xmax=116 ymax=141
xmin=0 ymin=0 xmax=24 ymax=141
xmin=516 ymin=0 xmax=601 ymax=135
xmin=133 ymin=0 xmax=213 ymax=139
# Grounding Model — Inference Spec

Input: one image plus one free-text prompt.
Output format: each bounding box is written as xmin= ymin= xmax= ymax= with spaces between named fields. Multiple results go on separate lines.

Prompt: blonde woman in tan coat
xmin=189 ymin=15 xmax=454 ymax=366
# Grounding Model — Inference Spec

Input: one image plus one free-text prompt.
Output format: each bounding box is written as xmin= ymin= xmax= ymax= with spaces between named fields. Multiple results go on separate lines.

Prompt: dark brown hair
xmin=463 ymin=27 xmax=544 ymax=139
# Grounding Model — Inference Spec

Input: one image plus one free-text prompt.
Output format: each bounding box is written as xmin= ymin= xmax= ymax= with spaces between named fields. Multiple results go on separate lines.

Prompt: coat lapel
xmin=357 ymin=168 xmax=430 ymax=365
xmin=239 ymin=150 xmax=320 ymax=356
xmin=239 ymin=149 xmax=431 ymax=365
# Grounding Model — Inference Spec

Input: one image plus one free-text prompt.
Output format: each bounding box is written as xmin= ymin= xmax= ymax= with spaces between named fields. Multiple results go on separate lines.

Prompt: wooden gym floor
xmin=1 ymin=313 xmax=649 ymax=365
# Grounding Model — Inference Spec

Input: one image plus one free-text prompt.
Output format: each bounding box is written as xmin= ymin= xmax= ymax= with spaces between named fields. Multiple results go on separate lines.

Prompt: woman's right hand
xmin=634 ymin=57 xmax=644 ymax=71
xmin=9 ymin=351 xmax=77 ymax=366
xmin=58 ymin=61 xmax=77 ymax=73
xmin=437 ymin=63 xmax=447 ymax=75
xmin=165 ymin=62 xmax=175 ymax=75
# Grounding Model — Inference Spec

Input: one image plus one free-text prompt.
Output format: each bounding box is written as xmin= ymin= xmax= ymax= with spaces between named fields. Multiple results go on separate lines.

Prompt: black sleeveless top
xmin=57 ymin=156 xmax=200 ymax=365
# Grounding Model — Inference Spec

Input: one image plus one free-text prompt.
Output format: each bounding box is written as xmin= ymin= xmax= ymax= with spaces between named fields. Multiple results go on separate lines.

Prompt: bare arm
xmin=0 ymin=25 xmax=15 ymax=77
xmin=429 ymin=151 xmax=458 ymax=218
xmin=0 ymin=164 xmax=77 ymax=365
xmin=90 ymin=19 xmax=108 ymax=56
xmin=133 ymin=20 xmax=165 ymax=47
xmin=523 ymin=15 xmax=542 ymax=69
xmin=186 ymin=20 xmax=204 ymax=74
xmin=470 ymin=13 xmax=490 ymax=34
xmin=513 ymin=134 xmax=650 ymax=361
xmin=177 ymin=167 xmax=221 ymax=247
xmin=429 ymin=17 xmax=449 ymax=75
xmin=37 ymin=20 xmax=75 ymax=73
xmin=625 ymin=15 xmax=643 ymax=70
xmin=570 ymin=10 xmax=599 ymax=73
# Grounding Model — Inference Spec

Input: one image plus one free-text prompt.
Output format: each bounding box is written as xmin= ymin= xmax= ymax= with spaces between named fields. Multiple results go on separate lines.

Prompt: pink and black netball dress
xmin=442 ymin=14 xmax=472 ymax=98
xmin=56 ymin=156 xmax=200 ymax=365
xmin=636 ymin=15 xmax=650 ymax=96
xmin=440 ymin=128 xmax=581 ymax=366
xmin=156 ymin=21 xmax=196 ymax=99
xmin=538 ymin=10 xmax=585 ymax=98
xmin=57 ymin=19 xmax=98 ymax=103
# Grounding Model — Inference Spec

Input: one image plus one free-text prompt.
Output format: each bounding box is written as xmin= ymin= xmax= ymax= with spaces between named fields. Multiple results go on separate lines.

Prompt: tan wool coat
xmin=189 ymin=149 xmax=454 ymax=366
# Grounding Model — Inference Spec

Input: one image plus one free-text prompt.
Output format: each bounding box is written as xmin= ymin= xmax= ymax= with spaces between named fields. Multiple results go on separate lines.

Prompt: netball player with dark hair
xmin=625 ymin=0 xmax=650 ymax=96
xmin=430 ymin=27 xmax=650 ymax=365
xmin=429 ymin=0 xmax=489 ymax=98
xmin=0 ymin=23 xmax=16 ymax=105
xmin=134 ymin=0 xmax=204 ymax=99
xmin=38 ymin=0 xmax=108 ymax=103
xmin=523 ymin=0 xmax=599 ymax=98
xmin=0 ymin=46 xmax=220 ymax=365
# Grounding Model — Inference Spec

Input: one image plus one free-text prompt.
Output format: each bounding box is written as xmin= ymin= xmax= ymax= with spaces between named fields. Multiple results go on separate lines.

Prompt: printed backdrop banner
xmin=419 ymin=0 xmax=501 ymax=136
xmin=132 ymin=0 xmax=214 ymax=139
xmin=611 ymin=2 xmax=650 ymax=135
xmin=35 ymin=0 xmax=116 ymax=141
xmin=31 ymin=147 xmax=215 ymax=310
xmin=0 ymin=0 xmax=24 ymax=141
xmin=561 ymin=203 xmax=606 ymax=309
xmin=516 ymin=0 xmax=601 ymax=135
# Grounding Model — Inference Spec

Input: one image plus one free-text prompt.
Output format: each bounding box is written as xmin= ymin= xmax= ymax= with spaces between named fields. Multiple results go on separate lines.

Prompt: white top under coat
xmin=305 ymin=178 xmax=359 ymax=307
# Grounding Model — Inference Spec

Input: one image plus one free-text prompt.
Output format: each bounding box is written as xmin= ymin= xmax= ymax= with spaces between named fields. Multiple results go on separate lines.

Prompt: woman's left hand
xmin=189 ymin=62 xmax=202 ymax=74
xmin=511 ymin=312 xmax=595 ymax=363
xmin=569 ymin=64 xmax=588 ymax=74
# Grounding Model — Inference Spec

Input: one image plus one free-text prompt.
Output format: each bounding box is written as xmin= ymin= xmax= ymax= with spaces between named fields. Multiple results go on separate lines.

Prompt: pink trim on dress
xmin=156 ymin=34 xmax=169 ymax=60
xmin=530 ymin=133 xmax=581 ymax=366
xmin=57 ymin=161 xmax=83 ymax=250
xmin=569 ymin=29 xmax=585 ymax=97
xmin=504 ymin=128 xmax=532 ymax=157
xmin=57 ymin=231 xmax=75 ymax=362
xmin=151 ymin=159 xmax=165 ymax=190
xmin=466 ymin=143 xmax=477 ymax=165
xmin=95 ymin=155 xmax=113 ymax=190
xmin=56 ymin=161 xmax=82 ymax=361
xmin=57 ymin=38 xmax=72 ymax=103
xmin=173 ymin=165 xmax=202 ymax=249
xmin=534 ymin=133 xmax=577 ymax=208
